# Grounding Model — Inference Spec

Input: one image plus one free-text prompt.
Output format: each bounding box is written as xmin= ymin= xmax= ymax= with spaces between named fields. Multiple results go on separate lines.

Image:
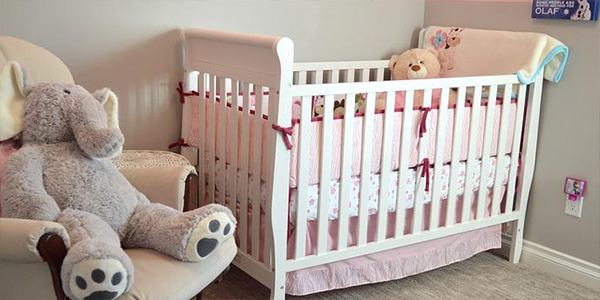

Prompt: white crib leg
xmin=509 ymin=219 xmax=525 ymax=263
xmin=270 ymin=270 xmax=286 ymax=300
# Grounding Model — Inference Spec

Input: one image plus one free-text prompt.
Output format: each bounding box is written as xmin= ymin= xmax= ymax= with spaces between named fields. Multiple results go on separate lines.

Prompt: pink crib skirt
xmin=229 ymin=186 xmax=505 ymax=295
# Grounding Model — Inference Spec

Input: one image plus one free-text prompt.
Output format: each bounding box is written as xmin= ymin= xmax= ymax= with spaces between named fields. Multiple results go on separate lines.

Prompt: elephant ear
xmin=0 ymin=61 xmax=28 ymax=141
xmin=93 ymin=88 xmax=122 ymax=157
xmin=93 ymin=88 xmax=120 ymax=130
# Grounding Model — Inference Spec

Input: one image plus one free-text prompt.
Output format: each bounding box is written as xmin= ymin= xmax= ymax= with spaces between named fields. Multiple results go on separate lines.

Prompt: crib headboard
xmin=183 ymin=28 xmax=294 ymax=90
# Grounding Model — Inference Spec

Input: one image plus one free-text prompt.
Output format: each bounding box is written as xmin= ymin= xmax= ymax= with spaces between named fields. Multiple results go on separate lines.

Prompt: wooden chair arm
xmin=183 ymin=172 xmax=200 ymax=212
xmin=37 ymin=233 xmax=68 ymax=300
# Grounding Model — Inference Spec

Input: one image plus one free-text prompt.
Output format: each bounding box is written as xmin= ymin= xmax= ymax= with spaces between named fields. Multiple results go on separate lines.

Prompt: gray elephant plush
xmin=1 ymin=81 xmax=235 ymax=300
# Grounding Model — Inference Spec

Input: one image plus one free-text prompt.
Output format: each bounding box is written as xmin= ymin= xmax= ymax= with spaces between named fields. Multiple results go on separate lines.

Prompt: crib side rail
xmin=294 ymin=60 xmax=389 ymax=84
xmin=287 ymin=72 xmax=538 ymax=271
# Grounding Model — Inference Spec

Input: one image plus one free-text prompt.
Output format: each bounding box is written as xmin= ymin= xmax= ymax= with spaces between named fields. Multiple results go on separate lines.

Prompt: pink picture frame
xmin=564 ymin=177 xmax=587 ymax=197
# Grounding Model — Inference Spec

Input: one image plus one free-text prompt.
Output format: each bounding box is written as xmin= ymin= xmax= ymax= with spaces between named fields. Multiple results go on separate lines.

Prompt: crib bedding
xmin=194 ymin=97 xmax=517 ymax=189
xmin=212 ymin=154 xmax=511 ymax=222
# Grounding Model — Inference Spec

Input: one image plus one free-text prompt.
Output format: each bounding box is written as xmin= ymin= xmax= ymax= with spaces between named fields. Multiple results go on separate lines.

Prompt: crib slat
xmin=376 ymin=68 xmax=385 ymax=81
xmin=491 ymin=84 xmax=513 ymax=216
xmin=361 ymin=68 xmax=370 ymax=82
xmin=295 ymin=96 xmax=312 ymax=259
xmin=315 ymin=70 xmax=324 ymax=84
xmin=239 ymin=83 xmax=251 ymax=253
xmin=430 ymin=88 xmax=450 ymax=230
xmin=358 ymin=92 xmax=376 ymax=246
xmin=461 ymin=86 xmax=483 ymax=224
xmin=376 ymin=91 xmax=396 ymax=242
xmin=262 ymin=87 xmax=273 ymax=271
xmin=207 ymin=76 xmax=217 ymax=205
xmin=413 ymin=89 xmax=433 ymax=234
xmin=346 ymin=69 xmax=355 ymax=83
xmin=317 ymin=95 xmax=334 ymax=255
xmin=218 ymin=77 xmax=227 ymax=206
xmin=229 ymin=81 xmax=239 ymax=214
xmin=251 ymin=85 xmax=264 ymax=260
xmin=505 ymin=85 xmax=527 ymax=213
xmin=331 ymin=70 xmax=340 ymax=84
xmin=394 ymin=91 xmax=414 ymax=238
xmin=337 ymin=93 xmax=356 ymax=251
xmin=446 ymin=87 xmax=467 ymax=227
xmin=197 ymin=73 xmax=206 ymax=209
xmin=299 ymin=71 xmax=307 ymax=85
xmin=477 ymin=85 xmax=498 ymax=220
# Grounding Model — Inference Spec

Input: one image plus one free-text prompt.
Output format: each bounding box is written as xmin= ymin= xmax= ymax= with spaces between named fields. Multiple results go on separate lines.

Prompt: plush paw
xmin=68 ymin=258 xmax=128 ymax=300
xmin=185 ymin=212 xmax=235 ymax=261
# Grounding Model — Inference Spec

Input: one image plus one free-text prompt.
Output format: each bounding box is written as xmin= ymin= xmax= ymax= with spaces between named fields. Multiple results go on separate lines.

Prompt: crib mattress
xmin=213 ymin=155 xmax=511 ymax=222
xmin=191 ymin=96 xmax=517 ymax=189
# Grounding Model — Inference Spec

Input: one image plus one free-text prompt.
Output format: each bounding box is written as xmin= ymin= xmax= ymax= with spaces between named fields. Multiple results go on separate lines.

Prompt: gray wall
xmin=425 ymin=1 xmax=599 ymax=264
xmin=0 ymin=0 xmax=424 ymax=150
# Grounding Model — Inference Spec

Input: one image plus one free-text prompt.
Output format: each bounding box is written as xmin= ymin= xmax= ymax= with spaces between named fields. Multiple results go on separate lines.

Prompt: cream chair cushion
xmin=0 ymin=239 xmax=236 ymax=300
xmin=121 ymin=238 xmax=236 ymax=300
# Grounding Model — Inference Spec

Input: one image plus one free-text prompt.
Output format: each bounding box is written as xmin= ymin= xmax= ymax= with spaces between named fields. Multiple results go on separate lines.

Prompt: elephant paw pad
xmin=186 ymin=212 xmax=235 ymax=261
xmin=69 ymin=258 xmax=128 ymax=300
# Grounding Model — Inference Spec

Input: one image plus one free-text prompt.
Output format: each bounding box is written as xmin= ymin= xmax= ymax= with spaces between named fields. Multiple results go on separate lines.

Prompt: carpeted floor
xmin=202 ymin=252 xmax=599 ymax=300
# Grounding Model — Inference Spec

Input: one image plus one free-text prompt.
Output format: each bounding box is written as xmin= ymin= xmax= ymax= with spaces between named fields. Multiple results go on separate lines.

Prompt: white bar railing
xmin=376 ymin=91 xmax=395 ymax=242
xmin=505 ymin=84 xmax=527 ymax=213
xmin=294 ymin=96 xmax=312 ymax=259
xmin=251 ymin=86 xmax=264 ymax=260
xmin=337 ymin=92 xmax=356 ymax=251
xmin=461 ymin=86 xmax=482 ymax=224
xmin=477 ymin=85 xmax=498 ymax=220
xmin=394 ymin=91 xmax=414 ymax=238
xmin=430 ymin=88 xmax=450 ymax=230
xmin=317 ymin=95 xmax=334 ymax=254
xmin=358 ymin=92 xmax=376 ymax=245
xmin=447 ymin=87 xmax=466 ymax=227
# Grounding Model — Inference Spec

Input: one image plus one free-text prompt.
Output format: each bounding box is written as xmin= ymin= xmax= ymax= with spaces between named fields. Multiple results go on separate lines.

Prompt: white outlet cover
xmin=564 ymin=195 xmax=584 ymax=218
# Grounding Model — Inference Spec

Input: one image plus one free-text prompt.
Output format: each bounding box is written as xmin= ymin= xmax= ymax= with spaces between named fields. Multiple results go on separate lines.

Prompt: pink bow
xmin=168 ymin=138 xmax=190 ymax=149
xmin=272 ymin=124 xmax=294 ymax=150
xmin=175 ymin=81 xmax=199 ymax=104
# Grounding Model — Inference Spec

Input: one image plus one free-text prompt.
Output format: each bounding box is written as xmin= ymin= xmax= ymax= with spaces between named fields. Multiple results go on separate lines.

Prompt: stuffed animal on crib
xmin=0 ymin=79 xmax=236 ymax=300
xmin=387 ymin=48 xmax=458 ymax=107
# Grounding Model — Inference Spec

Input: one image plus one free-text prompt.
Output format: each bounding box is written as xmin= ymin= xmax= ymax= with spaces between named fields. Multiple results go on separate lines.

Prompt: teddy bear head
xmin=389 ymin=48 xmax=441 ymax=80
xmin=0 ymin=63 xmax=123 ymax=158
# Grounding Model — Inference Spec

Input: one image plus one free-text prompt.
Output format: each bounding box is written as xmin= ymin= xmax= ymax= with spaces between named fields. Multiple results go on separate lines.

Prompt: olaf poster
xmin=532 ymin=0 xmax=599 ymax=21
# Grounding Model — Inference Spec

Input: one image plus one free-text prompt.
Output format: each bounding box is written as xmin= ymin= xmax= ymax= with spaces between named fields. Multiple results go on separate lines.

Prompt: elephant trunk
xmin=70 ymin=93 xmax=124 ymax=159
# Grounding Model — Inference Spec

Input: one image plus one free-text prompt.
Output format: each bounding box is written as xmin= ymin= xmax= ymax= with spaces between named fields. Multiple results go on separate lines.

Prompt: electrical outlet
xmin=565 ymin=196 xmax=583 ymax=218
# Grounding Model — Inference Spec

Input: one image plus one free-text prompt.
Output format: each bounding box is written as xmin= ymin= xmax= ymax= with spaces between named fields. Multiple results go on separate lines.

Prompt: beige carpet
xmin=202 ymin=252 xmax=599 ymax=300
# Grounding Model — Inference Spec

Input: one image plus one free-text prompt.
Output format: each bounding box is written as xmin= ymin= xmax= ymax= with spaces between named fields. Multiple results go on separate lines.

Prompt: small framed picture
xmin=564 ymin=177 xmax=586 ymax=197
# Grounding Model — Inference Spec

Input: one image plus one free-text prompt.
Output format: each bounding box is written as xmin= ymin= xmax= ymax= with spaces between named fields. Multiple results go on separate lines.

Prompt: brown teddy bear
xmin=388 ymin=48 xmax=458 ymax=107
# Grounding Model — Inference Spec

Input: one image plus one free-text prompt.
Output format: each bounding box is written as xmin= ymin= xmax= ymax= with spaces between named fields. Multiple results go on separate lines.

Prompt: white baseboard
xmin=499 ymin=234 xmax=600 ymax=292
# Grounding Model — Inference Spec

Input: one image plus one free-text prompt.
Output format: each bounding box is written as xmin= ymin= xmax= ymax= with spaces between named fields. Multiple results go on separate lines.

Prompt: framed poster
xmin=532 ymin=0 xmax=599 ymax=21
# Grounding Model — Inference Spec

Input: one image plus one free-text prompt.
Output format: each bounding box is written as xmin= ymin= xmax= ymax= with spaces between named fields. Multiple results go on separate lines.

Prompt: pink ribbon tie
xmin=272 ymin=124 xmax=294 ymax=150
xmin=168 ymin=138 xmax=190 ymax=149
xmin=420 ymin=158 xmax=431 ymax=192
xmin=419 ymin=107 xmax=431 ymax=138
xmin=176 ymin=81 xmax=199 ymax=104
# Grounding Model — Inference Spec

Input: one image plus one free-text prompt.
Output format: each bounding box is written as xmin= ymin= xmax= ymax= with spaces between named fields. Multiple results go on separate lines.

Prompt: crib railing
xmin=293 ymin=60 xmax=389 ymax=84
xmin=286 ymin=73 xmax=531 ymax=271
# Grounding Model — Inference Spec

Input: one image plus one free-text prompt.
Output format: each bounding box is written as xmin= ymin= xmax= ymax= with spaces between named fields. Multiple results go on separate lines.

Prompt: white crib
xmin=180 ymin=28 xmax=543 ymax=299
